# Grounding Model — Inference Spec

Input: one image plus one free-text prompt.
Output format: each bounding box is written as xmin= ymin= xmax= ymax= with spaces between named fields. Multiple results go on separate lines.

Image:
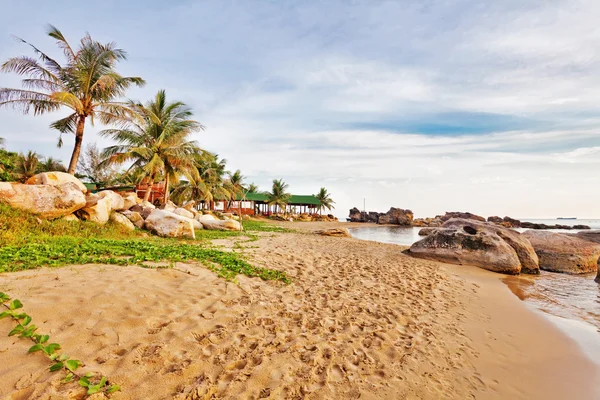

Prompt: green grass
xmin=0 ymin=203 xmax=291 ymax=283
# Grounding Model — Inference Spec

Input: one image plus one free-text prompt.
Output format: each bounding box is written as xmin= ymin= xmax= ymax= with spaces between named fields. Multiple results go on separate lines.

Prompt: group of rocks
xmin=405 ymin=218 xmax=600 ymax=283
xmin=348 ymin=207 xmax=414 ymax=225
xmin=269 ymin=213 xmax=338 ymax=222
xmin=0 ymin=171 xmax=241 ymax=239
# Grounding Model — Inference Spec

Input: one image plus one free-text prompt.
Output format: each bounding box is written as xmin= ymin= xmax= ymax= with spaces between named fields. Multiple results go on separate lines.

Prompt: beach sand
xmin=0 ymin=222 xmax=598 ymax=399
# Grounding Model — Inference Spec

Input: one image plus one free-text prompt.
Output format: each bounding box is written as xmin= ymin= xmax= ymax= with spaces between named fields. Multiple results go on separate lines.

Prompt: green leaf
xmin=8 ymin=325 xmax=24 ymax=336
xmin=44 ymin=343 xmax=61 ymax=354
xmin=99 ymin=376 xmax=107 ymax=387
xmin=84 ymin=372 xmax=93 ymax=378
xmin=28 ymin=344 xmax=43 ymax=353
xmin=65 ymin=359 xmax=80 ymax=372
xmin=0 ymin=311 xmax=12 ymax=319
xmin=22 ymin=315 xmax=32 ymax=325
xmin=59 ymin=353 xmax=69 ymax=361
xmin=40 ymin=335 xmax=49 ymax=343
xmin=9 ymin=299 xmax=23 ymax=310
xmin=78 ymin=377 xmax=90 ymax=387
xmin=49 ymin=362 xmax=63 ymax=372
xmin=62 ymin=373 xmax=74 ymax=383
xmin=87 ymin=385 xmax=101 ymax=395
xmin=107 ymin=384 xmax=121 ymax=394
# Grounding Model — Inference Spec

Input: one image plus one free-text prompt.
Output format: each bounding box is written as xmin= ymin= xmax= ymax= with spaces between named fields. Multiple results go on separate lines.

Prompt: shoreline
xmin=0 ymin=222 xmax=597 ymax=398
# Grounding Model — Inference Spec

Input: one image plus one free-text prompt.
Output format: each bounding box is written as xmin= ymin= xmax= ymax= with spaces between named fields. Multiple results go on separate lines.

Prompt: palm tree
xmin=101 ymin=90 xmax=202 ymax=205
xmin=265 ymin=179 xmax=291 ymax=215
xmin=247 ymin=183 xmax=259 ymax=193
xmin=15 ymin=150 xmax=40 ymax=182
xmin=0 ymin=25 xmax=145 ymax=174
xmin=226 ymin=169 xmax=245 ymax=208
xmin=315 ymin=187 xmax=335 ymax=215
xmin=39 ymin=156 xmax=66 ymax=172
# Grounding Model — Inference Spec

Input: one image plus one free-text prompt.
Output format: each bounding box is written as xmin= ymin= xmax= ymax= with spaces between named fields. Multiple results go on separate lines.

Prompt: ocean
xmin=347 ymin=219 xmax=600 ymax=366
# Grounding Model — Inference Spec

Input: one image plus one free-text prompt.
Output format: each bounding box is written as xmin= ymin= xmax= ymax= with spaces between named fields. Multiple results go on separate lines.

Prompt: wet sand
xmin=0 ymin=222 xmax=598 ymax=399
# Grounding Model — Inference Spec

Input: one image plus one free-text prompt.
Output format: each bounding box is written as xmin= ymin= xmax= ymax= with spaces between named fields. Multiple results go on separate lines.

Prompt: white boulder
xmin=0 ymin=182 xmax=86 ymax=219
xmin=144 ymin=209 xmax=196 ymax=239
xmin=25 ymin=171 xmax=87 ymax=193
xmin=109 ymin=211 xmax=135 ymax=232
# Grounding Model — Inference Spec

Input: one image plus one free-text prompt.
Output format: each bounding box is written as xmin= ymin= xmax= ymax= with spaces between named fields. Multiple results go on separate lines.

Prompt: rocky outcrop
xmin=0 ymin=182 xmax=86 ymax=219
xmin=109 ymin=211 xmax=135 ymax=232
xmin=570 ymin=230 xmax=600 ymax=244
xmin=522 ymin=230 xmax=600 ymax=274
xmin=120 ymin=210 xmax=145 ymax=229
xmin=439 ymin=212 xmax=486 ymax=223
xmin=443 ymin=219 xmax=539 ymax=274
xmin=97 ymin=190 xmax=125 ymax=211
xmin=378 ymin=207 xmax=413 ymax=225
xmin=418 ymin=227 xmax=438 ymax=236
xmin=144 ymin=210 xmax=196 ymax=239
xmin=487 ymin=216 xmax=522 ymax=228
xmin=25 ymin=171 xmax=87 ymax=193
xmin=520 ymin=222 xmax=590 ymax=230
xmin=314 ymin=228 xmax=351 ymax=237
xmin=76 ymin=194 xmax=111 ymax=225
xmin=405 ymin=219 xmax=539 ymax=275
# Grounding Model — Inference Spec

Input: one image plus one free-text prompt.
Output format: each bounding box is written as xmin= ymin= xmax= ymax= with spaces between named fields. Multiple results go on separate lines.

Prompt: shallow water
xmin=349 ymin=222 xmax=600 ymax=364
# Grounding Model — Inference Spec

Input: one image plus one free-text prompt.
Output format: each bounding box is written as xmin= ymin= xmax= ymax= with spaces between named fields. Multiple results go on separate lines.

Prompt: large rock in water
xmin=405 ymin=218 xmax=540 ymax=275
xmin=522 ymin=230 xmax=600 ymax=274
xmin=144 ymin=209 xmax=196 ymax=239
xmin=0 ymin=182 xmax=86 ymax=219
xmin=378 ymin=207 xmax=413 ymax=225
xmin=25 ymin=171 xmax=87 ymax=193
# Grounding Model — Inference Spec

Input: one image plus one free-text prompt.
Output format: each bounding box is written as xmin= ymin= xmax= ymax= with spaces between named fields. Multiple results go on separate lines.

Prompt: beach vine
xmin=0 ymin=292 xmax=120 ymax=396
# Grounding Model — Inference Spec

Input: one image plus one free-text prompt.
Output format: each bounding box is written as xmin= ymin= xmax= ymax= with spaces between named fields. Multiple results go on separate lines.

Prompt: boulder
xmin=120 ymin=211 xmax=145 ymax=229
xmin=349 ymin=207 xmax=363 ymax=222
xmin=197 ymin=214 xmax=217 ymax=222
xmin=144 ymin=210 xmax=196 ymax=239
xmin=25 ymin=171 xmax=87 ymax=193
xmin=596 ymin=269 xmax=600 ymax=284
xmin=173 ymin=207 xmax=195 ymax=219
xmin=97 ymin=190 xmax=125 ymax=211
xmin=163 ymin=200 xmax=177 ymax=212
xmin=76 ymin=195 xmax=111 ymax=225
xmin=139 ymin=207 xmax=154 ymax=220
xmin=109 ymin=211 xmax=135 ymax=232
xmin=418 ymin=227 xmax=438 ymax=236
xmin=200 ymin=219 xmax=241 ymax=231
xmin=140 ymin=200 xmax=156 ymax=209
xmin=439 ymin=212 xmax=486 ymax=223
xmin=443 ymin=219 xmax=539 ymax=274
xmin=182 ymin=200 xmax=196 ymax=212
xmin=314 ymin=228 xmax=351 ymax=237
xmin=121 ymin=193 xmax=138 ymax=210
xmin=570 ymin=230 xmax=600 ymax=244
xmin=61 ymin=214 xmax=79 ymax=222
xmin=378 ymin=207 xmax=413 ymax=225
xmin=522 ymin=230 xmax=600 ymax=274
xmin=405 ymin=219 xmax=540 ymax=275
xmin=0 ymin=182 xmax=86 ymax=219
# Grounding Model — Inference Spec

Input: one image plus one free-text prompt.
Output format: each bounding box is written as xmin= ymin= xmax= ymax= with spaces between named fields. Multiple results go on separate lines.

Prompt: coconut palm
xmin=14 ymin=150 xmax=40 ymax=182
xmin=247 ymin=183 xmax=259 ymax=193
xmin=265 ymin=179 xmax=291 ymax=215
xmin=100 ymin=90 xmax=202 ymax=204
xmin=315 ymin=187 xmax=335 ymax=215
xmin=39 ymin=156 xmax=66 ymax=172
xmin=0 ymin=25 xmax=145 ymax=174
xmin=226 ymin=169 xmax=245 ymax=207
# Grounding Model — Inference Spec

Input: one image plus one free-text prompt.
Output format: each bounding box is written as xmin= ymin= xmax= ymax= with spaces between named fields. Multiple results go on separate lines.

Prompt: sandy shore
xmin=0 ymin=222 xmax=598 ymax=399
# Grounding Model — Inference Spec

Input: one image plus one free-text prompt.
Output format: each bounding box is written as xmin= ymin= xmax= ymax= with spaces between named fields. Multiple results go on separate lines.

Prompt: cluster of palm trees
xmin=0 ymin=25 xmax=336 ymax=215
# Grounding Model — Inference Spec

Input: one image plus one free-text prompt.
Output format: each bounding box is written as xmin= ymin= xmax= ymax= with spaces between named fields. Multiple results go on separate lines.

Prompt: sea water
xmin=348 ymin=219 xmax=600 ymax=364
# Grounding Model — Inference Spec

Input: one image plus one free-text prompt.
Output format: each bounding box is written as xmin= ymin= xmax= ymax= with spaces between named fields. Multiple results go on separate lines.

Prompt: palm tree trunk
xmin=67 ymin=116 xmax=86 ymax=175
xmin=143 ymin=174 xmax=155 ymax=203
xmin=164 ymin=173 xmax=170 ymax=206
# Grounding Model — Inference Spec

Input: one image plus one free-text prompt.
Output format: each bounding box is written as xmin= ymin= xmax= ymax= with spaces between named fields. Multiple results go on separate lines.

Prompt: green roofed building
xmin=212 ymin=192 xmax=321 ymax=215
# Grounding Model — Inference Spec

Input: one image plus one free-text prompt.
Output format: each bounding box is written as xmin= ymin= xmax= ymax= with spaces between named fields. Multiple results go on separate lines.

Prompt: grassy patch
xmin=0 ymin=204 xmax=290 ymax=283
xmin=242 ymin=220 xmax=295 ymax=233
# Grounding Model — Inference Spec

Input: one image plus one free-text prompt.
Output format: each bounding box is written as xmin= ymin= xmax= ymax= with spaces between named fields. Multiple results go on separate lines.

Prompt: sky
xmin=1 ymin=0 xmax=600 ymax=219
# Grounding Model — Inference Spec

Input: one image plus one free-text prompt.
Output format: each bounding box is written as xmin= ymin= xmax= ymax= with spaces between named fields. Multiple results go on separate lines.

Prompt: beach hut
xmin=208 ymin=192 xmax=321 ymax=216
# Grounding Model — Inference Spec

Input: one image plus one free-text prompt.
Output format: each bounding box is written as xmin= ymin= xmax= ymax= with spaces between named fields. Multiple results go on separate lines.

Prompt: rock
xmin=573 ymin=225 xmax=591 ymax=230
xmin=570 ymin=230 xmax=600 ymax=244
xmin=0 ymin=182 xmax=86 ymax=219
xmin=418 ymin=227 xmax=438 ymax=236
xmin=140 ymin=200 xmax=156 ymax=209
xmin=197 ymin=214 xmax=217 ymax=222
xmin=487 ymin=216 xmax=503 ymax=224
xmin=61 ymin=214 xmax=79 ymax=222
xmin=139 ymin=207 xmax=154 ymax=220
xmin=596 ymin=269 xmax=600 ymax=284
xmin=349 ymin=207 xmax=363 ymax=222
xmin=200 ymin=219 xmax=241 ymax=231
xmin=109 ymin=211 xmax=135 ymax=232
xmin=314 ymin=228 xmax=351 ymax=237
xmin=173 ymin=207 xmax=195 ymax=219
xmin=439 ymin=212 xmax=486 ymax=223
xmin=25 ymin=171 xmax=87 ymax=193
xmin=522 ymin=230 xmax=600 ymax=274
xmin=503 ymin=216 xmax=522 ymax=228
xmin=120 ymin=211 xmax=145 ymax=229
xmin=97 ymin=190 xmax=125 ymax=211
xmin=130 ymin=204 xmax=143 ymax=213
xmin=443 ymin=219 xmax=539 ymax=274
xmin=121 ymin=193 xmax=138 ymax=210
xmin=144 ymin=209 xmax=196 ymax=239
xmin=520 ymin=222 xmax=590 ymax=230
xmin=182 ymin=200 xmax=196 ymax=212
xmin=405 ymin=219 xmax=539 ymax=275
xmin=163 ymin=200 xmax=177 ymax=212
xmin=77 ymin=195 xmax=111 ymax=225
xmin=378 ymin=207 xmax=413 ymax=225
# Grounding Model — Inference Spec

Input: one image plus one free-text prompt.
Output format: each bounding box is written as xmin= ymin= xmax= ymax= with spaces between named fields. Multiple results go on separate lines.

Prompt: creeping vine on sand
xmin=0 ymin=292 xmax=120 ymax=396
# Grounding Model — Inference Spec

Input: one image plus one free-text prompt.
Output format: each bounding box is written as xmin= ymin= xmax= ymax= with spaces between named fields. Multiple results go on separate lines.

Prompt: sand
xmin=0 ymin=222 xmax=598 ymax=399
